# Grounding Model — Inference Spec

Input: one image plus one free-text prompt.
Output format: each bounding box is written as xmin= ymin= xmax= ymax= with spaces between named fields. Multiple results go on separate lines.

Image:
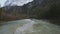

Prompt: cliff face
xmin=0 ymin=0 xmax=60 ymax=25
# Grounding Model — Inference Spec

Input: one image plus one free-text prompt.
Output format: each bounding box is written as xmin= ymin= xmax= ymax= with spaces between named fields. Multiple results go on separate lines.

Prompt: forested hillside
xmin=0 ymin=0 xmax=60 ymax=25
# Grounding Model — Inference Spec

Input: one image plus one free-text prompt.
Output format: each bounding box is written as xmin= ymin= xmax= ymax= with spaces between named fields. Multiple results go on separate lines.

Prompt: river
xmin=0 ymin=19 xmax=60 ymax=34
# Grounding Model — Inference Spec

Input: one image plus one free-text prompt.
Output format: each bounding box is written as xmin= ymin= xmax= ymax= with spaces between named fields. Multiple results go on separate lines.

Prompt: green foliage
xmin=0 ymin=8 xmax=2 ymax=13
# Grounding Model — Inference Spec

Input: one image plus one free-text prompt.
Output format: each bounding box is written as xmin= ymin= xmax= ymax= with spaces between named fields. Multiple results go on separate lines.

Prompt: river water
xmin=0 ymin=19 xmax=60 ymax=34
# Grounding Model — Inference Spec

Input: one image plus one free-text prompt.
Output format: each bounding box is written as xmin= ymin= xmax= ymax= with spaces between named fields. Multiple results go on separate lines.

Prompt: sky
xmin=0 ymin=0 xmax=7 ymax=7
xmin=0 ymin=0 xmax=33 ymax=7
xmin=5 ymin=0 xmax=33 ymax=6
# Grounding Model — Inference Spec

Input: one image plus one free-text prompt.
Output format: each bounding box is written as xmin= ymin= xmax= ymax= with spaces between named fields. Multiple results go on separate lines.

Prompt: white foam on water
xmin=14 ymin=19 xmax=35 ymax=34
xmin=0 ymin=19 xmax=60 ymax=34
xmin=14 ymin=19 xmax=60 ymax=34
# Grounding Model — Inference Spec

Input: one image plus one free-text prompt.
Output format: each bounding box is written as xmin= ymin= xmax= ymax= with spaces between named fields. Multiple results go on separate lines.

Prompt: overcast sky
xmin=0 ymin=0 xmax=7 ymax=7
xmin=0 ymin=0 xmax=33 ymax=7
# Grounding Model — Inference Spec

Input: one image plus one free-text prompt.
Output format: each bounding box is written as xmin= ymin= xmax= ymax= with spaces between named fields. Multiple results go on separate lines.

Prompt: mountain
xmin=0 ymin=0 xmax=58 ymax=19
xmin=1 ymin=0 xmax=60 ymax=25
xmin=2 ymin=0 xmax=45 ymax=19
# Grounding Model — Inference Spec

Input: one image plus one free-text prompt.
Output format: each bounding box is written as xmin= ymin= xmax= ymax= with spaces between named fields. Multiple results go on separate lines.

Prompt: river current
xmin=0 ymin=19 xmax=60 ymax=34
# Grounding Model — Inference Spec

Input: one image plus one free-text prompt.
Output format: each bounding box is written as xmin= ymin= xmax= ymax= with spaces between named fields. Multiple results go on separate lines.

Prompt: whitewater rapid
xmin=14 ymin=19 xmax=35 ymax=34
xmin=0 ymin=19 xmax=60 ymax=34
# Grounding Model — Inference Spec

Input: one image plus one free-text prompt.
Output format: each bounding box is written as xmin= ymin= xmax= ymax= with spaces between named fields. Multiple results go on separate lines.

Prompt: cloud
xmin=1 ymin=0 xmax=33 ymax=7
xmin=0 ymin=0 xmax=7 ymax=7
